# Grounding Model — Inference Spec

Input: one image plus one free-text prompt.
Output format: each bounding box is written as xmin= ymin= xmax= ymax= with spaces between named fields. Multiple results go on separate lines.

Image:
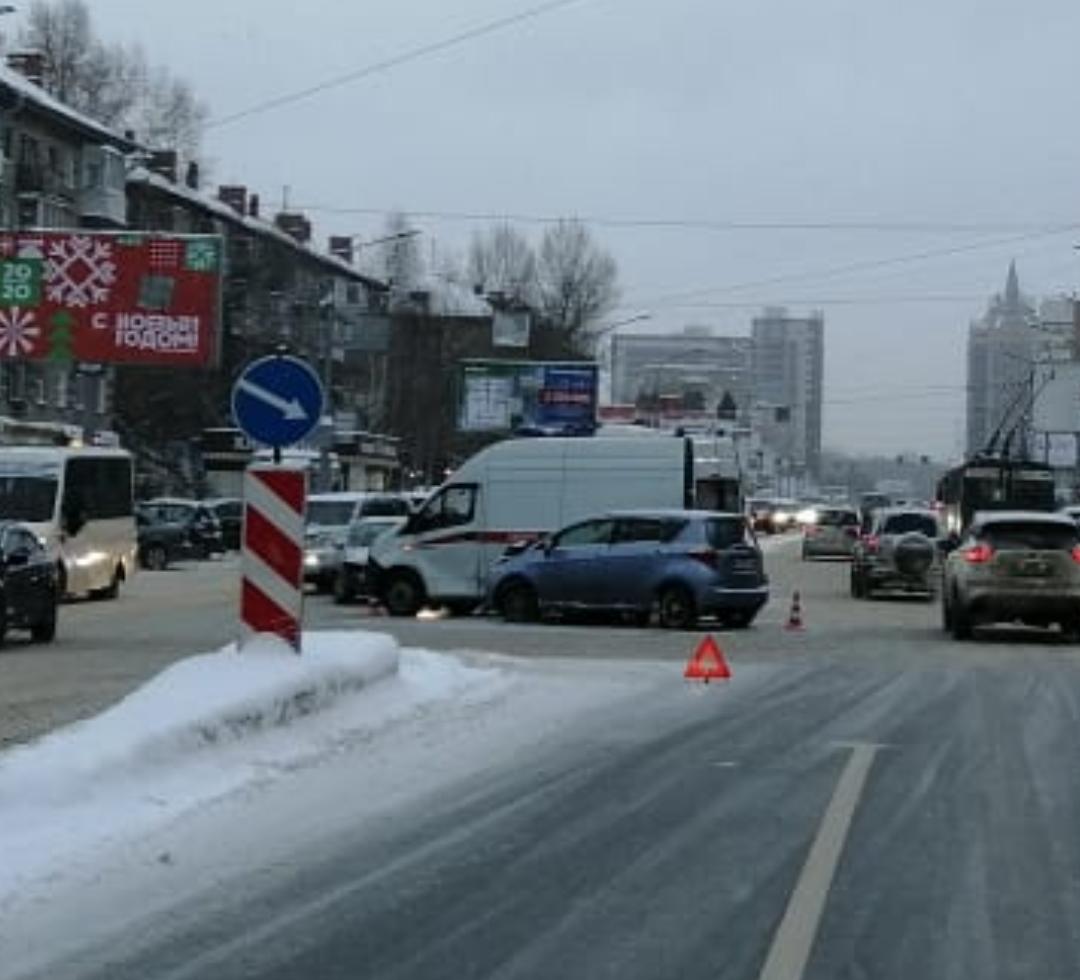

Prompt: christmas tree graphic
xmin=47 ymin=310 xmax=75 ymax=364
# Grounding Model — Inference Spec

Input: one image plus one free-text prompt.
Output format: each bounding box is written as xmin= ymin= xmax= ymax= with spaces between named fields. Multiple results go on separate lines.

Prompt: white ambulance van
xmin=369 ymin=435 xmax=695 ymax=615
xmin=0 ymin=446 xmax=137 ymax=597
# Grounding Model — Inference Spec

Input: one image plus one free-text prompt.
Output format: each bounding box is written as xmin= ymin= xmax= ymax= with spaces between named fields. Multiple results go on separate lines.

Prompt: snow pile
xmin=4 ymin=632 xmax=398 ymax=806
xmin=0 ymin=632 xmax=502 ymax=898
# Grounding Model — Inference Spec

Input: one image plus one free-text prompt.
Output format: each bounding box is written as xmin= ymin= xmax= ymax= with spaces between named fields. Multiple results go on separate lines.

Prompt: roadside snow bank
xmin=3 ymin=632 xmax=399 ymax=806
xmin=0 ymin=632 xmax=501 ymax=898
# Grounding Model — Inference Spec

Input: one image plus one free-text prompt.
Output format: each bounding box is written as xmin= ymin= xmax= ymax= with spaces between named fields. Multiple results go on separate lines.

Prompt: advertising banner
xmin=458 ymin=360 xmax=598 ymax=435
xmin=0 ymin=231 xmax=222 ymax=367
xmin=492 ymin=310 xmax=530 ymax=348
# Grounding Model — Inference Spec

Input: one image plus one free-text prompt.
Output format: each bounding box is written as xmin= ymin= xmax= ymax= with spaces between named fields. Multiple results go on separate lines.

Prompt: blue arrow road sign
xmin=231 ymin=355 xmax=324 ymax=449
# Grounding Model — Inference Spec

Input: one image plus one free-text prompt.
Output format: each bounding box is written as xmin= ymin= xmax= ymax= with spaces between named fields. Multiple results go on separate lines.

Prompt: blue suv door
xmin=536 ymin=518 xmax=615 ymax=608
xmin=608 ymin=517 xmax=683 ymax=609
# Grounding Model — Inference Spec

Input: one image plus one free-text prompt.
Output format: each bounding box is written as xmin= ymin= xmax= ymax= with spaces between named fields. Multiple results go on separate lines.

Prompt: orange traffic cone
xmin=785 ymin=591 xmax=805 ymax=631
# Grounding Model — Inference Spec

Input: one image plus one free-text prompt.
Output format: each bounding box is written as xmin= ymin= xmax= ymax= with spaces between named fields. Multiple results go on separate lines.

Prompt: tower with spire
xmin=966 ymin=261 xmax=1039 ymax=455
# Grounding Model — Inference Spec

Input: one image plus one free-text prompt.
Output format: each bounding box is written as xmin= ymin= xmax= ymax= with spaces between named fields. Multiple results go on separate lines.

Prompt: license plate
xmin=1016 ymin=559 xmax=1050 ymax=577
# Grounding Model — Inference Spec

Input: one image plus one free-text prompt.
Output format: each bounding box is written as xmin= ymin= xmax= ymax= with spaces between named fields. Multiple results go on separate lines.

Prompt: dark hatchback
xmin=488 ymin=510 xmax=769 ymax=629
xmin=139 ymin=498 xmax=225 ymax=559
xmin=0 ymin=520 xmax=58 ymax=643
xmin=204 ymin=498 xmax=243 ymax=550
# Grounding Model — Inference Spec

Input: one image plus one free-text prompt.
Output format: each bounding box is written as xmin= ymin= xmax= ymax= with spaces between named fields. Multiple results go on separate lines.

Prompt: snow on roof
xmin=0 ymin=62 xmax=136 ymax=149
xmin=127 ymin=166 xmax=387 ymax=290
xmin=396 ymin=275 xmax=492 ymax=317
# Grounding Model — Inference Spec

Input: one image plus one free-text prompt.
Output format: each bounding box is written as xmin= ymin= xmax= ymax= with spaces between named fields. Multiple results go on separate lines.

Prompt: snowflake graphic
xmin=185 ymin=239 xmax=219 ymax=272
xmin=0 ymin=308 xmax=40 ymax=357
xmin=45 ymin=236 xmax=117 ymax=307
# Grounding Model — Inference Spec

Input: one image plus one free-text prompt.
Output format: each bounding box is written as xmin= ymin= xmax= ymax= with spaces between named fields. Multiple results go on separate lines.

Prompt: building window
xmin=95 ymin=375 xmax=109 ymax=415
xmin=55 ymin=371 xmax=69 ymax=409
xmin=30 ymin=373 xmax=45 ymax=406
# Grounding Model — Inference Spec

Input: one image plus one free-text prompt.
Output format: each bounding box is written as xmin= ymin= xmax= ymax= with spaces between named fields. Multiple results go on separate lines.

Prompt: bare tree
xmin=20 ymin=0 xmax=207 ymax=160
xmin=20 ymin=0 xmax=88 ymax=104
xmin=536 ymin=219 xmax=619 ymax=353
xmin=467 ymin=223 xmax=536 ymax=304
xmin=132 ymin=66 xmax=207 ymax=161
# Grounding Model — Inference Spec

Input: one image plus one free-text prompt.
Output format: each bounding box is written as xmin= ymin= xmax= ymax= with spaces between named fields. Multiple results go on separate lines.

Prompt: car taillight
xmin=963 ymin=543 xmax=994 ymax=564
xmin=1071 ymin=545 xmax=1080 ymax=564
xmin=689 ymin=548 xmax=720 ymax=569
xmin=863 ymin=534 xmax=879 ymax=553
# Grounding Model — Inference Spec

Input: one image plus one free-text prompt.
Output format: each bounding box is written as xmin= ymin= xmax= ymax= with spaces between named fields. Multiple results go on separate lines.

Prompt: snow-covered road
xmin=0 ymin=632 xmax=756 ymax=980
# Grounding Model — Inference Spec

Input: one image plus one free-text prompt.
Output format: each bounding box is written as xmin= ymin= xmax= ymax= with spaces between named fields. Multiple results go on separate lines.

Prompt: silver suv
xmin=942 ymin=511 xmax=1080 ymax=640
xmin=851 ymin=507 xmax=941 ymax=599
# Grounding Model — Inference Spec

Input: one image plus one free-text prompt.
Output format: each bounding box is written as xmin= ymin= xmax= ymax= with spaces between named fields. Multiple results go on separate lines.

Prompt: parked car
xmin=304 ymin=493 xmax=412 ymax=592
xmin=802 ymin=506 xmax=860 ymax=560
xmin=135 ymin=509 xmax=187 ymax=570
xmin=488 ymin=510 xmax=769 ymax=630
xmin=0 ymin=520 xmax=58 ymax=643
xmin=203 ymin=498 xmax=243 ymax=550
xmin=333 ymin=516 xmax=408 ymax=604
xmin=943 ymin=511 xmax=1080 ymax=640
xmin=850 ymin=507 xmax=941 ymax=599
xmin=139 ymin=498 xmax=225 ymax=559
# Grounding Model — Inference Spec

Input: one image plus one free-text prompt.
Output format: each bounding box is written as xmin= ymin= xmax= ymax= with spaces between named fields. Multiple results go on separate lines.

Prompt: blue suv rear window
xmin=706 ymin=518 xmax=749 ymax=549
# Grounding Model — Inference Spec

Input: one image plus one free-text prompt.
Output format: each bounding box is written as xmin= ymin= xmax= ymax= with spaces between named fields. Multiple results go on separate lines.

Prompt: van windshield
xmin=307 ymin=500 xmax=357 ymax=527
xmin=0 ymin=462 xmax=60 ymax=522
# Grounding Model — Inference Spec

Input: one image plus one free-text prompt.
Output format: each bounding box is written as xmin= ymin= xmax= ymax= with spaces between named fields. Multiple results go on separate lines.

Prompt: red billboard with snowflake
xmin=0 ymin=231 xmax=222 ymax=367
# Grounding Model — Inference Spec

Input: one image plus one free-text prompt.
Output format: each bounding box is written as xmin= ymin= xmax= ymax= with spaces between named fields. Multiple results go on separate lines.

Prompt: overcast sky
xmin=48 ymin=0 xmax=1080 ymax=458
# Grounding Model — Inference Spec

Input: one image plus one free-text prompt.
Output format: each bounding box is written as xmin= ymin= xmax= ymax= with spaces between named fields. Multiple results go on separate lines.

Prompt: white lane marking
xmin=757 ymin=742 xmax=881 ymax=980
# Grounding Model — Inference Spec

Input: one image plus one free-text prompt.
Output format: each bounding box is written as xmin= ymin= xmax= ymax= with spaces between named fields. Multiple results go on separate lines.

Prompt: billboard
xmin=458 ymin=360 xmax=598 ymax=435
xmin=492 ymin=310 xmax=530 ymax=348
xmin=0 ymin=231 xmax=222 ymax=367
xmin=1033 ymin=362 xmax=1080 ymax=433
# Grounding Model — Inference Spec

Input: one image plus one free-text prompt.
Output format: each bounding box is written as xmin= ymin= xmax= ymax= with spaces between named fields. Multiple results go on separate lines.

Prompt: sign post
xmin=232 ymin=352 xmax=325 ymax=652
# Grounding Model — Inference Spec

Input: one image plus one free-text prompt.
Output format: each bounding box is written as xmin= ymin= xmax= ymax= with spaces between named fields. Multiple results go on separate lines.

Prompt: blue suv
xmin=488 ymin=510 xmax=769 ymax=629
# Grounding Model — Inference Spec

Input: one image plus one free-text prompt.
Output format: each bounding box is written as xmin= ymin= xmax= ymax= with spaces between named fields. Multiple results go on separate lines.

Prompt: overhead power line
xmin=626 ymin=226 xmax=1080 ymax=310
xmin=207 ymin=0 xmax=590 ymax=130
xmin=292 ymin=202 xmax=1075 ymax=236
xmin=657 ymin=294 xmax=987 ymax=308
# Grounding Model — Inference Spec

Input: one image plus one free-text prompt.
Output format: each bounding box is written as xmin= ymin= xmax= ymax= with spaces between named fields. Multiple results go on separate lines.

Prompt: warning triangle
xmin=684 ymin=635 xmax=731 ymax=682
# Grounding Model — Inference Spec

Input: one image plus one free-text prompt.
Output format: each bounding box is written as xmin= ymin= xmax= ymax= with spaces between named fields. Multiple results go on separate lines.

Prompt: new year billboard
xmin=0 ymin=231 xmax=222 ymax=367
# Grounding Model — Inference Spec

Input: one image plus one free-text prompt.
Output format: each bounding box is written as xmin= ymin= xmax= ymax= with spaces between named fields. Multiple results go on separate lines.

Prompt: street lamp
xmin=592 ymin=312 xmax=652 ymax=341
xmin=353 ymin=229 xmax=420 ymax=248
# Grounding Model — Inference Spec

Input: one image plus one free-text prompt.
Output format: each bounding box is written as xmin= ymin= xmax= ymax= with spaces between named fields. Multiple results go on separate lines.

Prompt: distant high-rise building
xmin=966 ymin=261 xmax=1040 ymax=456
xmin=750 ymin=308 xmax=825 ymax=480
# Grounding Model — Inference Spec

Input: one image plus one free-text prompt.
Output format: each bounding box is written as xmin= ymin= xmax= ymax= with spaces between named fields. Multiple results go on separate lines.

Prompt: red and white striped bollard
xmin=240 ymin=463 xmax=307 ymax=651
